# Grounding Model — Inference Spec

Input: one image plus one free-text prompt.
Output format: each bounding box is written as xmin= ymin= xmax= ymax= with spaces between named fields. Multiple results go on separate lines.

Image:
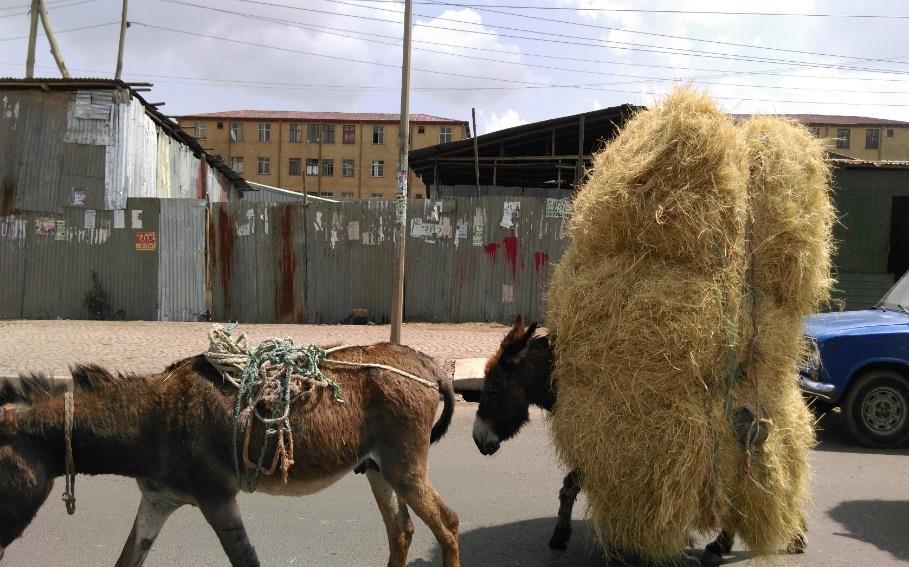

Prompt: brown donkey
xmin=0 ymin=342 xmax=460 ymax=567
xmin=472 ymin=316 xmax=805 ymax=564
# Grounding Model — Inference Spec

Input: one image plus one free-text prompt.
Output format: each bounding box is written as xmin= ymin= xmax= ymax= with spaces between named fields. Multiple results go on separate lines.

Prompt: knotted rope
xmin=62 ymin=391 xmax=76 ymax=515
xmin=204 ymin=324 xmax=437 ymax=492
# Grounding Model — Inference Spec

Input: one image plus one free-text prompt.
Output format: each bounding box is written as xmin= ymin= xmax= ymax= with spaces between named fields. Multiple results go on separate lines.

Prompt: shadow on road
xmin=410 ymin=517 xmax=711 ymax=567
xmin=827 ymin=500 xmax=909 ymax=562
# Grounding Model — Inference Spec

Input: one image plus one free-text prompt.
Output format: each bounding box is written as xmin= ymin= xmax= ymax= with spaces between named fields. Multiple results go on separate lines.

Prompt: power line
xmin=0 ymin=0 xmax=99 ymax=18
xmin=144 ymin=1 xmax=909 ymax=96
xmin=218 ymin=0 xmax=909 ymax=75
xmin=337 ymin=0 xmax=909 ymax=19
xmin=0 ymin=21 xmax=119 ymax=41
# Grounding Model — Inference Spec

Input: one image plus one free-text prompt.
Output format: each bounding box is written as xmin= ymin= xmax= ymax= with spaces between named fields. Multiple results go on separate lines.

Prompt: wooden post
xmin=575 ymin=115 xmax=585 ymax=185
xmin=25 ymin=0 xmax=39 ymax=78
xmin=472 ymin=107 xmax=480 ymax=197
xmin=37 ymin=0 xmax=70 ymax=78
xmin=114 ymin=0 xmax=128 ymax=80
xmin=390 ymin=0 xmax=413 ymax=345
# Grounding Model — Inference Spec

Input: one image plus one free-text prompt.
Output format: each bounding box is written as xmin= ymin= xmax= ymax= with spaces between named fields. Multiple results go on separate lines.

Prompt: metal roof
xmin=409 ymin=104 xmax=640 ymax=188
xmin=731 ymin=113 xmax=909 ymax=127
xmin=178 ymin=110 xmax=467 ymax=125
xmin=0 ymin=77 xmax=249 ymax=190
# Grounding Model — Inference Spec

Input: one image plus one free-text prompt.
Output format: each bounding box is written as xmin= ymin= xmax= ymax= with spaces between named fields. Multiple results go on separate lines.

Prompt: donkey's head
xmin=473 ymin=316 xmax=549 ymax=456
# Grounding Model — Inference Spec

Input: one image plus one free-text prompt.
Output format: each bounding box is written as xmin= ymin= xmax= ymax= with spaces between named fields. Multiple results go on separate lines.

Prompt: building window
xmin=305 ymin=159 xmax=320 ymax=176
xmin=230 ymin=122 xmax=243 ymax=141
xmin=321 ymin=159 xmax=334 ymax=176
xmin=194 ymin=121 xmax=206 ymax=139
xmin=836 ymin=128 xmax=850 ymax=149
xmin=322 ymin=124 xmax=336 ymax=144
xmin=289 ymin=123 xmax=303 ymax=143
xmin=230 ymin=156 xmax=244 ymax=174
xmin=288 ymin=158 xmax=302 ymax=176
xmin=866 ymin=128 xmax=880 ymax=150
xmin=342 ymin=159 xmax=355 ymax=177
xmin=439 ymin=126 xmax=452 ymax=144
xmin=371 ymin=193 xmax=383 ymax=200
xmin=341 ymin=191 xmax=355 ymax=201
xmin=371 ymin=160 xmax=384 ymax=177
xmin=808 ymin=127 xmax=820 ymax=138
xmin=319 ymin=192 xmax=334 ymax=197
xmin=257 ymin=157 xmax=270 ymax=175
xmin=343 ymin=124 xmax=356 ymax=144
xmin=888 ymin=128 xmax=895 ymax=138
xmin=372 ymin=125 xmax=384 ymax=144
xmin=307 ymin=124 xmax=321 ymax=143
xmin=216 ymin=121 xmax=224 ymax=129
xmin=258 ymin=123 xmax=271 ymax=142
xmin=418 ymin=126 xmax=425 ymax=134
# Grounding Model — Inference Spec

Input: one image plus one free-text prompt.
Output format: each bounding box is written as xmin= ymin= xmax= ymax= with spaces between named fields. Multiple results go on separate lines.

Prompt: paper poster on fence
xmin=472 ymin=224 xmax=485 ymax=246
xmin=131 ymin=209 xmax=143 ymax=229
xmin=113 ymin=209 xmax=125 ymax=229
xmin=72 ymin=188 xmax=86 ymax=208
xmin=55 ymin=220 xmax=66 ymax=240
xmin=135 ymin=231 xmax=156 ymax=251
xmin=500 ymin=201 xmax=520 ymax=228
xmin=34 ymin=218 xmax=56 ymax=237
xmin=545 ymin=198 xmax=571 ymax=219
xmin=410 ymin=218 xmax=423 ymax=237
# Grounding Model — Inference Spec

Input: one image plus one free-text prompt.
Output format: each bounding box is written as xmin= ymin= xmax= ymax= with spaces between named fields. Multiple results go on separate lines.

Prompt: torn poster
xmin=421 ymin=223 xmax=442 ymax=238
xmin=135 ymin=231 xmax=156 ymax=251
xmin=502 ymin=284 xmax=514 ymax=304
xmin=347 ymin=221 xmax=360 ymax=241
xmin=34 ymin=217 xmax=56 ymax=237
xmin=456 ymin=221 xmax=468 ymax=240
xmin=72 ymin=188 xmax=86 ymax=208
xmin=131 ymin=209 xmax=143 ymax=229
xmin=54 ymin=220 xmax=66 ymax=240
xmin=440 ymin=217 xmax=452 ymax=238
xmin=544 ymin=198 xmax=571 ymax=219
xmin=410 ymin=218 xmax=423 ymax=237
xmin=500 ymin=201 xmax=520 ymax=228
xmin=113 ymin=209 xmax=125 ymax=229
xmin=472 ymin=224 xmax=484 ymax=247
xmin=84 ymin=209 xmax=96 ymax=229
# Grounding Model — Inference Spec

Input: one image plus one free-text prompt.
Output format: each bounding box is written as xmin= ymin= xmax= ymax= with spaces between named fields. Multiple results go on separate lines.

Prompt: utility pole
xmin=115 ymin=0 xmax=129 ymax=80
xmin=25 ymin=0 xmax=39 ymax=78
xmin=472 ymin=108 xmax=480 ymax=197
xmin=37 ymin=0 xmax=70 ymax=78
xmin=389 ymin=0 xmax=413 ymax=345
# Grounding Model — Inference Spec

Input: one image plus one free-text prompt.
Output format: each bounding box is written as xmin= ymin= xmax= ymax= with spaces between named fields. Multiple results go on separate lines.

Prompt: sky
xmin=1 ymin=0 xmax=908 ymax=133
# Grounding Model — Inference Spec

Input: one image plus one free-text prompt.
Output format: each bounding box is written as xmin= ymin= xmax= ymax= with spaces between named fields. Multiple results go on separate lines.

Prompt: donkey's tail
xmin=430 ymin=376 xmax=455 ymax=444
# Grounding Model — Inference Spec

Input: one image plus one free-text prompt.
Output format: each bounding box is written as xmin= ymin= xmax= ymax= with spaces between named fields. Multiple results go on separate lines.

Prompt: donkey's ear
xmin=501 ymin=320 xmax=538 ymax=362
xmin=501 ymin=315 xmax=526 ymax=348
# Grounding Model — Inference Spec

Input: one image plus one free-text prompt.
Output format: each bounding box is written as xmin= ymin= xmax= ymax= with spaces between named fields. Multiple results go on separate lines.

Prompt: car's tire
xmin=843 ymin=370 xmax=909 ymax=449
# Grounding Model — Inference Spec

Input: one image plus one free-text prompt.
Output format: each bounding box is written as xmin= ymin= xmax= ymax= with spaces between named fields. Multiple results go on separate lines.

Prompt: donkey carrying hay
xmin=546 ymin=88 xmax=833 ymax=563
xmin=0 ymin=331 xmax=460 ymax=567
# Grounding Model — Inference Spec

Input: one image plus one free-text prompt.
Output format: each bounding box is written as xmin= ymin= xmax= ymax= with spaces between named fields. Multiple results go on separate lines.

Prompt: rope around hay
xmin=205 ymin=324 xmax=437 ymax=492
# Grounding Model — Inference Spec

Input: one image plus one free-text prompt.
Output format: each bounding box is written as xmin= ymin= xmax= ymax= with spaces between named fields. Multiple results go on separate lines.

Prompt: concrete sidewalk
xmin=0 ymin=320 xmax=500 ymax=389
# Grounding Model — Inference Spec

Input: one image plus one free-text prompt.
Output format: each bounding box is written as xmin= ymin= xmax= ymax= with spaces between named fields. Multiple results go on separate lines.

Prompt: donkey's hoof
xmin=701 ymin=549 xmax=723 ymax=565
xmin=548 ymin=537 xmax=568 ymax=551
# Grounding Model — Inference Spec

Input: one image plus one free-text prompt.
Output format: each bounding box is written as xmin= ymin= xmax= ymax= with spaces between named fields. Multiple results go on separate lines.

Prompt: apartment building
xmin=177 ymin=111 xmax=469 ymax=200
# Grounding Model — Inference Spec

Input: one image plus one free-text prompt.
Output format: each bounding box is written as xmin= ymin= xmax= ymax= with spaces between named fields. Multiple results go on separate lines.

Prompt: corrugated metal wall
xmin=0 ymin=199 xmax=206 ymax=320
xmin=210 ymin=196 xmax=570 ymax=323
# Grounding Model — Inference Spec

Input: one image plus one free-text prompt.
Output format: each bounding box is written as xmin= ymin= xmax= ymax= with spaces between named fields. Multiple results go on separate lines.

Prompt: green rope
xmin=217 ymin=327 xmax=345 ymax=492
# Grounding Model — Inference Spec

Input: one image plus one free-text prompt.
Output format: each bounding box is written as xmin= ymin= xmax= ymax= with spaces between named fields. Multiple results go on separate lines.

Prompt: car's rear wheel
xmin=844 ymin=370 xmax=909 ymax=449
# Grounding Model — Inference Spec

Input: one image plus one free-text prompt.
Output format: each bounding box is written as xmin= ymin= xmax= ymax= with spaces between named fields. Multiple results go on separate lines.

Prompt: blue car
xmin=799 ymin=273 xmax=909 ymax=448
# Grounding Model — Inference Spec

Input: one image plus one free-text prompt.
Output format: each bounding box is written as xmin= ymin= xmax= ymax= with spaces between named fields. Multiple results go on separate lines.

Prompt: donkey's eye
xmin=487 ymin=389 xmax=499 ymax=399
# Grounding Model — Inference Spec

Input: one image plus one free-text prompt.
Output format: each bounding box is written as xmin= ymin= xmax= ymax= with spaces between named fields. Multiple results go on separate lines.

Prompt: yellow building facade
xmin=776 ymin=115 xmax=909 ymax=161
xmin=177 ymin=111 xmax=469 ymax=199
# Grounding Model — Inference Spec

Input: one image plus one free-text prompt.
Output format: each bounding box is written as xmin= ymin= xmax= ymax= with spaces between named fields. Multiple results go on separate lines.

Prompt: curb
xmin=449 ymin=358 xmax=487 ymax=392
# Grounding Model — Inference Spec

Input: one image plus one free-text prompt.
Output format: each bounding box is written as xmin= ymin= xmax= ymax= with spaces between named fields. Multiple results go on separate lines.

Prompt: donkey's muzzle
xmin=474 ymin=436 xmax=500 ymax=455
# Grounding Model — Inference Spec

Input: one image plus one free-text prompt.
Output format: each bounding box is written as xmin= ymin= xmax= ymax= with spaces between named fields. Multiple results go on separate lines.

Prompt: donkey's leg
xmin=392 ymin=475 xmax=459 ymax=567
xmin=115 ymin=481 xmax=185 ymax=567
xmin=548 ymin=468 xmax=581 ymax=550
xmin=786 ymin=515 xmax=807 ymax=554
xmin=198 ymin=497 xmax=260 ymax=567
xmin=366 ymin=468 xmax=415 ymax=567
xmin=702 ymin=529 xmax=734 ymax=564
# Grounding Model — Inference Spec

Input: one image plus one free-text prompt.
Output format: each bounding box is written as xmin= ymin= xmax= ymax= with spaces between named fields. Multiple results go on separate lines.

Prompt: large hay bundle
xmin=547 ymin=90 xmax=833 ymax=562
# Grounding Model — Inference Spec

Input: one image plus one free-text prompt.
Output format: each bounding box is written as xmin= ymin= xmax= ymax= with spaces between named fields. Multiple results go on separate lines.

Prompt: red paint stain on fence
xmin=534 ymin=251 xmax=550 ymax=272
xmin=215 ymin=207 xmax=235 ymax=312
xmin=504 ymin=236 xmax=518 ymax=280
xmin=484 ymin=243 xmax=499 ymax=262
xmin=276 ymin=206 xmax=297 ymax=319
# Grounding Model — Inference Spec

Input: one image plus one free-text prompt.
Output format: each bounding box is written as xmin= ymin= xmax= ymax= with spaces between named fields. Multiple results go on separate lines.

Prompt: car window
xmin=878 ymin=270 xmax=909 ymax=310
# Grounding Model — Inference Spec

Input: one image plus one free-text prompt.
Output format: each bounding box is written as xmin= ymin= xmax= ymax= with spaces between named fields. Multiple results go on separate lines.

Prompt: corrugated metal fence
xmin=210 ymin=196 xmax=571 ymax=323
xmin=0 ymin=198 xmax=206 ymax=321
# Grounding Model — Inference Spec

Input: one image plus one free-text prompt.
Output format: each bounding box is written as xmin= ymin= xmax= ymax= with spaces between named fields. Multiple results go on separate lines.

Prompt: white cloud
xmin=482 ymin=109 xmax=528 ymax=133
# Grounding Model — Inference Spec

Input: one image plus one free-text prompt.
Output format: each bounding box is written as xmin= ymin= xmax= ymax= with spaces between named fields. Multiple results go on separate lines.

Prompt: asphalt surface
xmin=3 ymin=404 xmax=909 ymax=567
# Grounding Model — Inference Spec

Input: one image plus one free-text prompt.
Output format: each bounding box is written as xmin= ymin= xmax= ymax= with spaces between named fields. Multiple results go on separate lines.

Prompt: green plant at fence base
xmin=83 ymin=271 xmax=111 ymax=320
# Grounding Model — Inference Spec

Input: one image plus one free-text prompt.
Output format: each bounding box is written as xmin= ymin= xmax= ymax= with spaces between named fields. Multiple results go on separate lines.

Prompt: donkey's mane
xmin=0 ymin=364 xmax=150 ymax=406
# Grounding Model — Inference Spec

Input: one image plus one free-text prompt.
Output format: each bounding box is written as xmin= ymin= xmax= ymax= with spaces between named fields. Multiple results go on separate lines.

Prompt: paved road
xmin=0 ymin=320 xmax=509 ymax=377
xmin=4 ymin=404 xmax=908 ymax=566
